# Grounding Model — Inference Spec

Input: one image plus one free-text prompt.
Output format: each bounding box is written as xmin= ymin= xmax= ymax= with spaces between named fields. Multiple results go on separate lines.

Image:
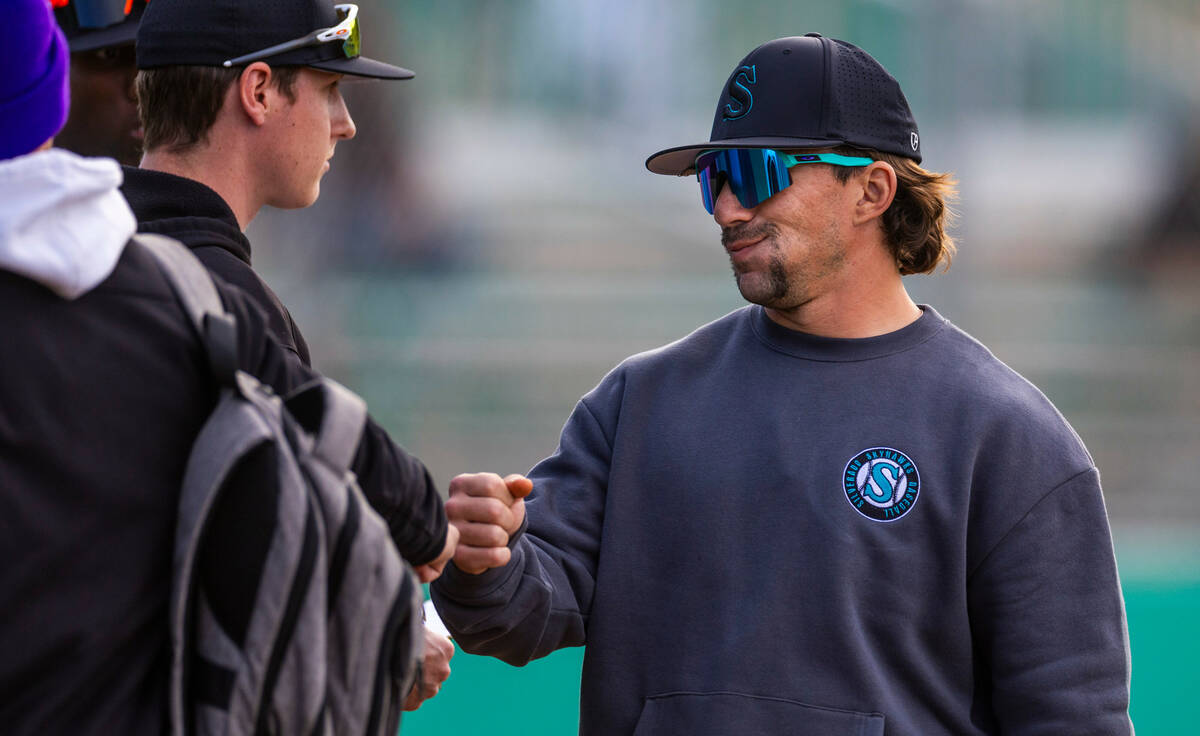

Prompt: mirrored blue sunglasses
xmin=696 ymin=149 xmax=873 ymax=214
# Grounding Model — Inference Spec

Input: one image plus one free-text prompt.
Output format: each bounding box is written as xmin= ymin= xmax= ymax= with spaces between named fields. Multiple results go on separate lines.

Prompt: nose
xmin=332 ymin=91 xmax=357 ymax=141
xmin=712 ymin=179 xmax=753 ymax=228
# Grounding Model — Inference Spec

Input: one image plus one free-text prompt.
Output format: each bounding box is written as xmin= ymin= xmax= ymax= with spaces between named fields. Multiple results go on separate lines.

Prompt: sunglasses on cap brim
xmin=51 ymin=0 xmax=136 ymax=30
xmin=696 ymin=148 xmax=873 ymax=214
xmin=222 ymin=3 xmax=361 ymax=68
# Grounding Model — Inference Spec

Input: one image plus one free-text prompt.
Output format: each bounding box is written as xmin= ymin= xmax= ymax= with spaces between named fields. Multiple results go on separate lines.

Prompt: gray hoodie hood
xmin=0 ymin=149 xmax=134 ymax=299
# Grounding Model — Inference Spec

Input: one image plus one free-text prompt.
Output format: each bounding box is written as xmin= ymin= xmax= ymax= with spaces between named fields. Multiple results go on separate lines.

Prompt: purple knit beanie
xmin=1 ymin=0 xmax=70 ymax=160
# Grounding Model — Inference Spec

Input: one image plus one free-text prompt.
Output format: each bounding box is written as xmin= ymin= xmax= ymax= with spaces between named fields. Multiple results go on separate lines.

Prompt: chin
xmin=735 ymin=274 xmax=791 ymax=307
xmin=276 ymin=187 xmax=322 ymax=210
xmin=300 ymin=189 xmax=321 ymax=208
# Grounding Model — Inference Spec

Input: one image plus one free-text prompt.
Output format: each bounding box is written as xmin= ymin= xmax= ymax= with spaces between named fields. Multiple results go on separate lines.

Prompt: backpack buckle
xmin=202 ymin=312 xmax=239 ymax=386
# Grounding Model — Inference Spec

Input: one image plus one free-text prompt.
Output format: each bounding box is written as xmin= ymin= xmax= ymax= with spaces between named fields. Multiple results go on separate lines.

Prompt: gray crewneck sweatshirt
xmin=433 ymin=305 xmax=1132 ymax=735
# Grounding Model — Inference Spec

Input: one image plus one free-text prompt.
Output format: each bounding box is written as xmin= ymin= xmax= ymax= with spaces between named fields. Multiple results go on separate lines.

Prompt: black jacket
xmin=120 ymin=167 xmax=447 ymax=566
xmin=123 ymin=167 xmax=310 ymax=362
xmin=1 ymin=243 xmax=316 ymax=734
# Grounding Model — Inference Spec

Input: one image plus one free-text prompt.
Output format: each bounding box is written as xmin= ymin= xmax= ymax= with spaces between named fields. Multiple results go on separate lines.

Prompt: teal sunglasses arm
xmin=779 ymin=152 xmax=874 ymax=167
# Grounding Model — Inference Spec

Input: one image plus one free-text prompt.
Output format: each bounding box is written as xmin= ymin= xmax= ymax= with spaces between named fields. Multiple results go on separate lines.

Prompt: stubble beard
xmin=722 ymin=221 xmax=794 ymax=307
xmin=721 ymin=220 xmax=846 ymax=311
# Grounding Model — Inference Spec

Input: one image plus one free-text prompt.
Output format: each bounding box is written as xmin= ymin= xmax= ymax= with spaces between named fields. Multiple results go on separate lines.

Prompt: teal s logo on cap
xmin=722 ymin=65 xmax=757 ymax=121
xmin=843 ymin=447 xmax=920 ymax=522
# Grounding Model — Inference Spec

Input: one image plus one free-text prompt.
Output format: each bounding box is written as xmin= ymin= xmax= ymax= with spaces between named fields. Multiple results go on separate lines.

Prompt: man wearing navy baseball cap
xmin=122 ymin=0 xmax=461 ymax=711
xmin=52 ymin=0 xmax=147 ymax=165
xmin=126 ymin=0 xmax=414 ymax=365
xmin=432 ymin=35 xmax=1133 ymax=734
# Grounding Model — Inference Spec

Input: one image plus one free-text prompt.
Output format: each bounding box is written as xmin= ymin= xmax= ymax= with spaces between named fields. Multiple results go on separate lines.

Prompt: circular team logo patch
xmin=843 ymin=447 xmax=920 ymax=522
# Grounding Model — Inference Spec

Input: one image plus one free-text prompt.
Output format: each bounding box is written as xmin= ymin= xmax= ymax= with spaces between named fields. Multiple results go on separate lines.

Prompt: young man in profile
xmin=433 ymin=34 xmax=1133 ymax=735
xmin=125 ymin=0 xmax=458 ymax=709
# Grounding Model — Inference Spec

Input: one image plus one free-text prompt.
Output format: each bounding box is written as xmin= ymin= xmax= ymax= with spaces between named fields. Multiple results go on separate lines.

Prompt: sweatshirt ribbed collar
xmin=749 ymin=304 xmax=947 ymax=362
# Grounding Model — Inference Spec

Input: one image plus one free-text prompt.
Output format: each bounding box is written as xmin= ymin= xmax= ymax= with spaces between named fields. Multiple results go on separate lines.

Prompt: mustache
xmin=721 ymin=221 xmax=778 ymax=250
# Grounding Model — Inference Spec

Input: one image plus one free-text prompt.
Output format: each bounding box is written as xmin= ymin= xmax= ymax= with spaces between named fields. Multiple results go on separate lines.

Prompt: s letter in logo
xmin=843 ymin=447 xmax=920 ymax=522
xmin=722 ymin=65 xmax=757 ymax=121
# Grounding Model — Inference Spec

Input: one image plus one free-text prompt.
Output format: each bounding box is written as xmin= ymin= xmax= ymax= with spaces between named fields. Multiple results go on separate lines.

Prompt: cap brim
xmin=645 ymin=136 xmax=847 ymax=176
xmin=67 ymin=19 xmax=139 ymax=53
xmin=307 ymin=55 xmax=414 ymax=80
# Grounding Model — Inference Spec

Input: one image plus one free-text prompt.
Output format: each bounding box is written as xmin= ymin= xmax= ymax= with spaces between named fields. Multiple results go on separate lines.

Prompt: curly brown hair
xmin=830 ymin=146 xmax=958 ymax=275
xmin=137 ymin=65 xmax=301 ymax=154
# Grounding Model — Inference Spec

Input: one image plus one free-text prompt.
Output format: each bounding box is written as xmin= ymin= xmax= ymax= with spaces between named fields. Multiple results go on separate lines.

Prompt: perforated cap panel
xmin=826 ymin=39 xmax=920 ymax=160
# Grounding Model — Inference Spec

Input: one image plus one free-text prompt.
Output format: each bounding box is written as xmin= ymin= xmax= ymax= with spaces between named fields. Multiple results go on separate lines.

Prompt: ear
xmin=853 ymin=161 xmax=898 ymax=226
xmin=235 ymin=62 xmax=277 ymax=127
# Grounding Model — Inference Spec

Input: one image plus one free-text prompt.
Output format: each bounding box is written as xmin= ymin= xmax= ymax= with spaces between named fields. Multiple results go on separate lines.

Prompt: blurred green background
xmin=248 ymin=0 xmax=1200 ymax=732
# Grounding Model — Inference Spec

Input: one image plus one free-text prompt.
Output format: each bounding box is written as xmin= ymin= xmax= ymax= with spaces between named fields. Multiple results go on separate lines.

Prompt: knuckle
xmin=487 ymin=547 xmax=511 ymax=567
xmin=448 ymin=472 xmax=488 ymax=496
xmin=446 ymin=497 xmax=502 ymax=525
xmin=459 ymin=522 xmax=499 ymax=546
xmin=478 ymin=499 xmax=507 ymax=525
xmin=444 ymin=495 xmax=469 ymax=518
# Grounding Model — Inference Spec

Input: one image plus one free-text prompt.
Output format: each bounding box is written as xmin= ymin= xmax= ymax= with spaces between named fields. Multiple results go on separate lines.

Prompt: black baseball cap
xmin=54 ymin=0 xmax=146 ymax=53
xmin=136 ymin=0 xmax=414 ymax=80
xmin=646 ymin=34 xmax=922 ymax=176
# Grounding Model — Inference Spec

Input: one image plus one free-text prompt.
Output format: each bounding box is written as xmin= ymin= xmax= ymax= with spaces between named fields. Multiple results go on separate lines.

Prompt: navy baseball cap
xmin=54 ymin=0 xmax=145 ymax=53
xmin=646 ymin=34 xmax=922 ymax=175
xmin=136 ymin=0 xmax=414 ymax=80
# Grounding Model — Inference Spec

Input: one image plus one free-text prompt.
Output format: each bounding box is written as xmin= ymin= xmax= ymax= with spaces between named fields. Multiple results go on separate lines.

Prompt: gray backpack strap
xmin=314 ymin=379 xmax=367 ymax=471
xmin=169 ymin=398 xmax=277 ymax=736
xmin=135 ymin=234 xmax=221 ymax=328
xmin=283 ymin=377 xmax=368 ymax=472
xmin=136 ymin=233 xmax=238 ymax=385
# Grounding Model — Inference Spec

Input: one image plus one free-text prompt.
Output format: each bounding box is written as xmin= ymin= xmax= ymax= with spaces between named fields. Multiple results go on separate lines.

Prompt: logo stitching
xmin=722 ymin=65 xmax=757 ymax=121
xmin=910 ymin=132 xmax=919 ymax=151
xmin=842 ymin=447 xmax=920 ymax=522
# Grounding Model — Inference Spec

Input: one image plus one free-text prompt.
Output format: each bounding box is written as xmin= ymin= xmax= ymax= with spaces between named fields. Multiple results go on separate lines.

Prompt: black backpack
xmin=139 ymin=233 xmax=423 ymax=736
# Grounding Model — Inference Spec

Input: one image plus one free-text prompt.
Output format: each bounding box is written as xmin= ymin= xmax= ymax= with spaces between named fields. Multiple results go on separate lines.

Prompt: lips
xmin=726 ymin=234 xmax=766 ymax=253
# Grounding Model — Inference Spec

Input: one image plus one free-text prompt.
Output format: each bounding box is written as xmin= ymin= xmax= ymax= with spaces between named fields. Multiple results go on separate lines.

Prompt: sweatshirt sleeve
xmin=966 ymin=467 xmax=1132 ymax=735
xmin=431 ymin=393 xmax=614 ymax=665
xmin=214 ymin=277 xmax=449 ymax=566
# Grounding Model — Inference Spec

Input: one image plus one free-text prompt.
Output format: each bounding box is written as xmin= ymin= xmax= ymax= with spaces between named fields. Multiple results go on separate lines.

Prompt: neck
xmin=140 ymin=141 xmax=260 ymax=230
xmin=764 ymin=239 xmax=921 ymax=338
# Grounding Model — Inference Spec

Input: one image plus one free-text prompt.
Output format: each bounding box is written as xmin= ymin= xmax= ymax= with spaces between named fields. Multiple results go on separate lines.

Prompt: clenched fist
xmin=444 ymin=472 xmax=533 ymax=574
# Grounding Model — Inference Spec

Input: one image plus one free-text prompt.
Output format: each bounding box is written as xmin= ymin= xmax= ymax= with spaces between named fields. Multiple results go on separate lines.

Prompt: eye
xmin=87 ymin=45 xmax=135 ymax=68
